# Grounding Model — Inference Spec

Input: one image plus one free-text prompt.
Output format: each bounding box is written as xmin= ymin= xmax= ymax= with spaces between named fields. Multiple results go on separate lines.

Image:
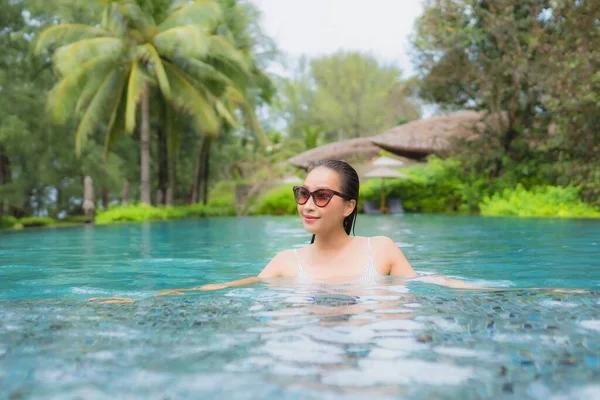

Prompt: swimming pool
xmin=1 ymin=215 xmax=599 ymax=399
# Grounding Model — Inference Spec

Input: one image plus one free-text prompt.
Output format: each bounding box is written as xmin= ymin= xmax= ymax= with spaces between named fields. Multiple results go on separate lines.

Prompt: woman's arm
xmin=160 ymin=251 xmax=291 ymax=294
xmin=158 ymin=276 xmax=261 ymax=295
xmin=409 ymin=274 xmax=488 ymax=290
xmin=379 ymin=236 xmax=417 ymax=278
xmin=89 ymin=250 xmax=291 ymax=303
xmin=380 ymin=236 xmax=486 ymax=290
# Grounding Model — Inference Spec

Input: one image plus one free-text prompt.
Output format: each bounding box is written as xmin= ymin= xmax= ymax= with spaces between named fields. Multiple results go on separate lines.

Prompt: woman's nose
xmin=304 ymin=195 xmax=316 ymax=210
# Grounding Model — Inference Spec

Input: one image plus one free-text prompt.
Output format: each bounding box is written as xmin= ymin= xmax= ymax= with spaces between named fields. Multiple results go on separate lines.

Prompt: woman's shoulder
xmin=258 ymin=248 xmax=298 ymax=279
xmin=269 ymin=248 xmax=300 ymax=266
xmin=360 ymin=235 xmax=397 ymax=248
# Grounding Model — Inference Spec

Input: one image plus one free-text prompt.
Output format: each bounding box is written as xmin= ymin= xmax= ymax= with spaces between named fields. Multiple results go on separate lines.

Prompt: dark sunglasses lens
xmin=293 ymin=187 xmax=309 ymax=204
xmin=313 ymin=189 xmax=333 ymax=206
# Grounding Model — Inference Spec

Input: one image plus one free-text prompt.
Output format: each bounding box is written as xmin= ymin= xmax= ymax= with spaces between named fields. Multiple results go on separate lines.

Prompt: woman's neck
xmin=313 ymin=228 xmax=353 ymax=254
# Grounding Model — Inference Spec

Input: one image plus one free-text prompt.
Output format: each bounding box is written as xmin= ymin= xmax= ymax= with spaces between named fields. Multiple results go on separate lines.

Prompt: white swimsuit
xmin=293 ymin=237 xmax=381 ymax=285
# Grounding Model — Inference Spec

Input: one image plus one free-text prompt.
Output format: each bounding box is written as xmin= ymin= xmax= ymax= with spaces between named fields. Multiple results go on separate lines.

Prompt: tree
xmin=275 ymin=52 xmax=420 ymax=143
xmin=412 ymin=0 xmax=600 ymax=204
xmin=188 ymin=0 xmax=276 ymax=205
xmin=0 ymin=0 xmax=127 ymax=219
xmin=35 ymin=0 xmax=248 ymax=204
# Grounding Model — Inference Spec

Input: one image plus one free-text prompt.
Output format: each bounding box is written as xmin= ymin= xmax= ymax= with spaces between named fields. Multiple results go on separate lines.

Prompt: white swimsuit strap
xmin=293 ymin=249 xmax=307 ymax=278
xmin=365 ymin=237 xmax=378 ymax=277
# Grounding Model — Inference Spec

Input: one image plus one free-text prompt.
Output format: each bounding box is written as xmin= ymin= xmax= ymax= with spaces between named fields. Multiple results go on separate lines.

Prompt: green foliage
xmin=96 ymin=202 xmax=235 ymax=224
xmin=19 ymin=216 xmax=55 ymax=227
xmin=274 ymin=53 xmax=420 ymax=144
xmin=59 ymin=215 xmax=88 ymax=224
xmin=207 ymin=180 xmax=236 ymax=207
xmin=480 ymin=185 xmax=600 ymax=218
xmin=413 ymin=0 xmax=600 ymax=205
xmin=360 ymin=157 xmax=464 ymax=213
xmin=251 ymin=184 xmax=297 ymax=216
xmin=0 ymin=216 xmax=17 ymax=229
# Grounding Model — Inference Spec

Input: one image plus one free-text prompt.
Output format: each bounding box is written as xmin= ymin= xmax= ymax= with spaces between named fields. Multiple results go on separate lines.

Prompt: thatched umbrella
xmin=364 ymin=167 xmax=406 ymax=213
xmin=370 ymin=111 xmax=491 ymax=159
xmin=372 ymin=155 xmax=404 ymax=167
xmin=278 ymin=175 xmax=303 ymax=184
xmin=287 ymin=137 xmax=381 ymax=170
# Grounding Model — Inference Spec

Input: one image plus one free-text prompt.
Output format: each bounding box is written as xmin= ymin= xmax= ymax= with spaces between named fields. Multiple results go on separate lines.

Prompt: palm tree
xmin=188 ymin=0 xmax=276 ymax=204
xmin=35 ymin=0 xmax=250 ymax=204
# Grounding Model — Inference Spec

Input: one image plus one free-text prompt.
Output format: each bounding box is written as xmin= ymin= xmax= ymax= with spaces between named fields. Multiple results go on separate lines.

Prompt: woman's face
xmin=297 ymin=167 xmax=355 ymax=235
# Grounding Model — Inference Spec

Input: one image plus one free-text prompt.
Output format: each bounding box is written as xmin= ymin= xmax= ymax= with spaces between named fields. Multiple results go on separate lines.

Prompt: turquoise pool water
xmin=1 ymin=215 xmax=599 ymax=399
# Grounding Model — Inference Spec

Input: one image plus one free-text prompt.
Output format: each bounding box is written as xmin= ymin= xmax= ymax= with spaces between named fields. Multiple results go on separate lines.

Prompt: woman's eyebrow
xmin=305 ymin=184 xmax=332 ymax=190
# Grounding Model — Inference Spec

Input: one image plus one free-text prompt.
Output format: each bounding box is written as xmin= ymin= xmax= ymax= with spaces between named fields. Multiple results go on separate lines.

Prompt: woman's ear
xmin=344 ymin=199 xmax=357 ymax=217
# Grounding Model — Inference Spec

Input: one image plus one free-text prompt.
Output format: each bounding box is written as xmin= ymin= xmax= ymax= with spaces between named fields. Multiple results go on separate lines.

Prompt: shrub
xmin=0 ymin=216 xmax=18 ymax=229
xmin=59 ymin=215 xmax=88 ymax=224
xmin=479 ymin=184 xmax=600 ymax=218
xmin=95 ymin=203 xmax=236 ymax=224
xmin=252 ymin=184 xmax=297 ymax=215
xmin=19 ymin=216 xmax=55 ymax=227
xmin=207 ymin=181 xmax=236 ymax=208
xmin=360 ymin=157 xmax=464 ymax=213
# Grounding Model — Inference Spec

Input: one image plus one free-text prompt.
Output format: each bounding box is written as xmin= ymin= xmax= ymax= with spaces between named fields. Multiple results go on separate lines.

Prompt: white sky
xmin=250 ymin=0 xmax=425 ymax=78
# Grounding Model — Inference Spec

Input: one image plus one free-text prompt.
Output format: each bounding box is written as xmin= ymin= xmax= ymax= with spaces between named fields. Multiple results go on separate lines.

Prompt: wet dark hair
xmin=307 ymin=159 xmax=359 ymax=244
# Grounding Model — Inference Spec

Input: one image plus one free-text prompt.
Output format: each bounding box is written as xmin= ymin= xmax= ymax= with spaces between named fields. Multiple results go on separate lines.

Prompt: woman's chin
xmin=301 ymin=220 xmax=320 ymax=234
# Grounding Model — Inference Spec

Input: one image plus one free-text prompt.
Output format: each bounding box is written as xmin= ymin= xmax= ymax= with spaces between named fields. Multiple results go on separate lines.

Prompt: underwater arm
xmin=159 ymin=250 xmax=289 ymax=294
xmin=408 ymin=276 xmax=587 ymax=292
xmin=161 ymin=276 xmax=262 ymax=294
xmin=89 ymin=252 xmax=289 ymax=303
xmin=409 ymin=274 xmax=488 ymax=290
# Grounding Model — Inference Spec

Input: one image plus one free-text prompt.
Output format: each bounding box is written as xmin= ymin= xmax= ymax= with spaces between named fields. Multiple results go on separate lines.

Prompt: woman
xmin=91 ymin=159 xmax=479 ymax=304
xmin=197 ymin=159 xmax=418 ymax=291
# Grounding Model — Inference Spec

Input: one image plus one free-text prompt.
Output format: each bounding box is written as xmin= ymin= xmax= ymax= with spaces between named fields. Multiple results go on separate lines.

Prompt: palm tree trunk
xmin=0 ymin=146 xmax=7 ymax=219
xmin=122 ymin=180 xmax=130 ymax=205
xmin=157 ymin=125 xmax=168 ymax=206
xmin=190 ymin=137 xmax=207 ymax=204
xmin=101 ymin=186 xmax=109 ymax=210
xmin=201 ymin=137 xmax=212 ymax=205
xmin=140 ymin=84 xmax=151 ymax=205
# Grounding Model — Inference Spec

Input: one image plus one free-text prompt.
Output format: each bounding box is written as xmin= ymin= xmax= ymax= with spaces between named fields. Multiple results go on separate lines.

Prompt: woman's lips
xmin=303 ymin=215 xmax=320 ymax=223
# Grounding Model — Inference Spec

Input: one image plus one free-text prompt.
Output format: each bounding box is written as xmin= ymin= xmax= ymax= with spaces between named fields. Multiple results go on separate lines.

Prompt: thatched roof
xmin=370 ymin=111 xmax=493 ymax=159
xmin=364 ymin=167 xmax=407 ymax=179
xmin=287 ymin=111 xmax=503 ymax=169
xmin=287 ymin=137 xmax=381 ymax=170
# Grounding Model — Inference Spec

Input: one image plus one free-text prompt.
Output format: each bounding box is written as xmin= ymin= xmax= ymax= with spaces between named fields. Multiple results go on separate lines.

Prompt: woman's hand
xmin=198 ymin=283 xmax=229 ymax=291
xmin=88 ymin=297 xmax=137 ymax=304
xmin=157 ymin=288 xmax=190 ymax=296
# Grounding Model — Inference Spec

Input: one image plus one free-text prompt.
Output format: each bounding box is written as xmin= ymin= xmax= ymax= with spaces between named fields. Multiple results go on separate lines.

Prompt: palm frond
xmin=225 ymin=85 xmax=269 ymax=147
xmin=207 ymin=35 xmax=250 ymax=74
xmin=116 ymin=0 xmax=157 ymax=38
xmin=105 ymin=77 xmax=128 ymax=158
xmin=158 ymin=0 xmax=221 ymax=32
xmin=163 ymin=61 xmax=220 ymax=134
xmin=35 ymin=24 xmax=110 ymax=55
xmin=251 ymin=68 xmax=276 ymax=103
xmin=125 ymin=61 xmax=147 ymax=133
xmin=137 ymin=44 xmax=170 ymax=97
xmin=76 ymin=69 xmax=127 ymax=155
xmin=101 ymin=3 xmax=127 ymax=36
xmin=54 ymin=37 xmax=124 ymax=76
xmin=75 ymin=58 xmax=123 ymax=113
xmin=214 ymin=98 xmax=237 ymax=128
xmin=47 ymin=55 xmax=118 ymax=124
xmin=241 ymin=100 xmax=269 ymax=147
xmin=170 ymin=56 xmax=232 ymax=86
xmin=152 ymin=25 xmax=210 ymax=59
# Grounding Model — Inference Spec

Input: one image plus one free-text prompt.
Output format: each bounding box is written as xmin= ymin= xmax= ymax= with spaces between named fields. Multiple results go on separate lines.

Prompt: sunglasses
xmin=293 ymin=186 xmax=352 ymax=207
